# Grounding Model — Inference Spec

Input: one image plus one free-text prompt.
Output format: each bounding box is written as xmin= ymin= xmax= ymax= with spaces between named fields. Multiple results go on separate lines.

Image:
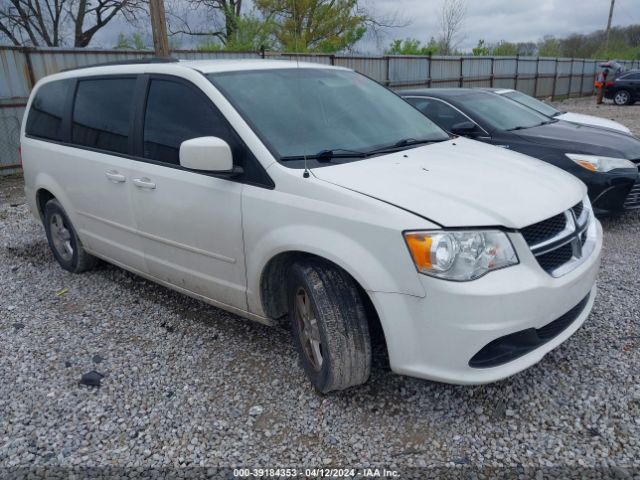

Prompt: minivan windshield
xmin=501 ymin=90 xmax=560 ymax=118
xmin=208 ymin=68 xmax=449 ymax=161
xmin=460 ymin=92 xmax=555 ymax=131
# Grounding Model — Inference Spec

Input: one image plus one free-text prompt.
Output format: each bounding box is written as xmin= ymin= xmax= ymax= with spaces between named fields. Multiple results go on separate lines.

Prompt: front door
xmin=129 ymin=77 xmax=247 ymax=310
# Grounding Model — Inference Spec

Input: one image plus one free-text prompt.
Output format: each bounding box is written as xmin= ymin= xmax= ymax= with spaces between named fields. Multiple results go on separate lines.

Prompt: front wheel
xmin=613 ymin=90 xmax=632 ymax=105
xmin=288 ymin=260 xmax=371 ymax=393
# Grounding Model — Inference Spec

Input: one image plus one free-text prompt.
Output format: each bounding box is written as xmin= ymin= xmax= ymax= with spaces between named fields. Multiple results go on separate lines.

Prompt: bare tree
xmin=166 ymin=0 xmax=242 ymax=45
xmin=438 ymin=0 xmax=466 ymax=55
xmin=0 ymin=0 xmax=143 ymax=47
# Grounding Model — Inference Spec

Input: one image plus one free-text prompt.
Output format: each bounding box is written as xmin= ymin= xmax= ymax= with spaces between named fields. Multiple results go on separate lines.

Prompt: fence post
xmin=490 ymin=56 xmax=494 ymax=87
xmin=579 ymin=59 xmax=585 ymax=96
xmin=21 ymin=46 xmax=37 ymax=92
xmin=330 ymin=54 xmax=335 ymax=66
xmin=427 ymin=53 xmax=432 ymax=87
xmin=459 ymin=56 xmax=464 ymax=87
xmin=551 ymin=58 xmax=559 ymax=100
xmin=533 ymin=56 xmax=540 ymax=97
xmin=567 ymin=58 xmax=574 ymax=98
xmin=385 ymin=56 xmax=391 ymax=87
xmin=514 ymin=54 xmax=519 ymax=90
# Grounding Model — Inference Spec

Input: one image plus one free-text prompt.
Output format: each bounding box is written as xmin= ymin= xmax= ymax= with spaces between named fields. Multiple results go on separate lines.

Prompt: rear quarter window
xmin=26 ymin=80 xmax=71 ymax=141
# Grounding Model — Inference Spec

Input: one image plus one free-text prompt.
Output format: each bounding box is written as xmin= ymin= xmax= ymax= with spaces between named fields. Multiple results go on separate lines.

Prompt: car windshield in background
xmin=502 ymin=90 xmax=560 ymax=118
xmin=460 ymin=92 xmax=554 ymax=131
xmin=208 ymin=68 xmax=449 ymax=161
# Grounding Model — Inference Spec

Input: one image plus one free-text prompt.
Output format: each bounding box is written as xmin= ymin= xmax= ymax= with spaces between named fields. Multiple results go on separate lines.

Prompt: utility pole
xmin=149 ymin=0 xmax=170 ymax=57
xmin=604 ymin=0 xmax=615 ymax=57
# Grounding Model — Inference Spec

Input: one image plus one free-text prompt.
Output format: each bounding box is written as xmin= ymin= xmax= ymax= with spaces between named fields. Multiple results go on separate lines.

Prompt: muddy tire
xmin=44 ymin=199 xmax=98 ymax=273
xmin=288 ymin=259 xmax=371 ymax=393
xmin=613 ymin=90 xmax=632 ymax=105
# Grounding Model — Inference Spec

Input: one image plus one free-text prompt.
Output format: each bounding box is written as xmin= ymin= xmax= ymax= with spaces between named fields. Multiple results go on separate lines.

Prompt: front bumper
xmin=369 ymin=222 xmax=602 ymax=385
xmin=580 ymin=169 xmax=639 ymax=215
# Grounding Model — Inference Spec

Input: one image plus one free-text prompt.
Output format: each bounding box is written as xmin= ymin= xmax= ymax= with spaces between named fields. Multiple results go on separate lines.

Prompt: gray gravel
xmin=1 ymin=101 xmax=640 ymax=477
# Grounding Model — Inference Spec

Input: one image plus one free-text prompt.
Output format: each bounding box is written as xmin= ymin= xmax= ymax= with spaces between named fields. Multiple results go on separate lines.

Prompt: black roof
xmin=62 ymin=57 xmax=179 ymax=72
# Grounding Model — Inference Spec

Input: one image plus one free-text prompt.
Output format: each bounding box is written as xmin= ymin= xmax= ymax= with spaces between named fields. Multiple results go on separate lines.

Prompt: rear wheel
xmin=44 ymin=199 xmax=98 ymax=273
xmin=288 ymin=260 xmax=371 ymax=393
xmin=613 ymin=90 xmax=632 ymax=105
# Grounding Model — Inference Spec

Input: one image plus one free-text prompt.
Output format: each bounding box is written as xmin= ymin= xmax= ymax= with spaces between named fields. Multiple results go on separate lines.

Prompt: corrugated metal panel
xmin=430 ymin=56 xmax=461 ymax=83
xmin=556 ymin=59 xmax=573 ymax=75
xmin=388 ymin=56 xmax=429 ymax=85
xmin=175 ymin=51 xmax=261 ymax=60
xmin=538 ymin=58 xmax=557 ymax=75
xmin=493 ymin=57 xmax=517 ymax=77
xmin=516 ymin=78 xmax=536 ymax=96
xmin=517 ymin=57 xmax=538 ymax=75
xmin=334 ymin=57 xmax=386 ymax=82
xmin=536 ymin=77 xmax=554 ymax=98
xmin=0 ymin=48 xmax=31 ymax=99
xmin=0 ymin=104 xmax=24 ymax=171
xmin=555 ymin=77 xmax=570 ymax=97
xmin=493 ymin=77 xmax=516 ymax=89
xmin=462 ymin=57 xmax=491 ymax=78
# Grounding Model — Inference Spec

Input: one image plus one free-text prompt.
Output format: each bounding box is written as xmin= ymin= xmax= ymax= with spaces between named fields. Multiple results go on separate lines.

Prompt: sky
xmin=91 ymin=0 xmax=640 ymax=52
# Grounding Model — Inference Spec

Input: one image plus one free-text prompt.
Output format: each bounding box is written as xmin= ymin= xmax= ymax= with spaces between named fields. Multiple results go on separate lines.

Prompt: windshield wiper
xmin=280 ymin=148 xmax=367 ymax=163
xmin=506 ymin=125 xmax=529 ymax=131
xmin=365 ymin=137 xmax=445 ymax=155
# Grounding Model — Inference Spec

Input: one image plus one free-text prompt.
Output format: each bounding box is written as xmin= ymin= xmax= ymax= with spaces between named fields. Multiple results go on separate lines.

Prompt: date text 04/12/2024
xmin=233 ymin=468 xmax=400 ymax=477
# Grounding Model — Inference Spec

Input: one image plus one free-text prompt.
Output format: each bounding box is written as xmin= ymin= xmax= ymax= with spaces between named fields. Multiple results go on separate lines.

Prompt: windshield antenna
xmin=292 ymin=0 xmax=310 ymax=178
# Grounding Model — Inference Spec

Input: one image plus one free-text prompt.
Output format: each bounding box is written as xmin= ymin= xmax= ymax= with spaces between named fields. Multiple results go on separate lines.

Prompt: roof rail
xmin=62 ymin=57 xmax=180 ymax=72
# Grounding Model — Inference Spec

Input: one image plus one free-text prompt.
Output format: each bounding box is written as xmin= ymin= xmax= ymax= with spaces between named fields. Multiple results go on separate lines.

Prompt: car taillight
xmin=605 ymin=81 xmax=615 ymax=87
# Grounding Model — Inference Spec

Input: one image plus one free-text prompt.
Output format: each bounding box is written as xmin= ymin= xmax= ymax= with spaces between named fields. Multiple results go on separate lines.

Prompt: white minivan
xmin=21 ymin=59 xmax=602 ymax=392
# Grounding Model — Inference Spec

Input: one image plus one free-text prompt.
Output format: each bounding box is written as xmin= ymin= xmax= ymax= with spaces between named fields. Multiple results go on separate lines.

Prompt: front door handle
xmin=132 ymin=177 xmax=156 ymax=190
xmin=105 ymin=170 xmax=126 ymax=183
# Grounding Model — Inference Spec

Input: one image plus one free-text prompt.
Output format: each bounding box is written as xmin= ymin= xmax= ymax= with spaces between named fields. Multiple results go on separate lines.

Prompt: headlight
xmin=404 ymin=230 xmax=519 ymax=281
xmin=566 ymin=153 xmax=636 ymax=172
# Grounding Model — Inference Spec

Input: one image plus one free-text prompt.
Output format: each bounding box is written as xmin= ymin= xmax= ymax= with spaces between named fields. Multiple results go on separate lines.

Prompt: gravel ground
xmin=1 ymin=98 xmax=640 ymax=478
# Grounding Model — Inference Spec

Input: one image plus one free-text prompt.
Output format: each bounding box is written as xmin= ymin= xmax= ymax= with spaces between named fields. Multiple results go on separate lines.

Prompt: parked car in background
xmin=483 ymin=88 xmax=631 ymax=135
xmin=604 ymin=70 xmax=640 ymax=106
xmin=22 ymin=60 xmax=602 ymax=392
xmin=402 ymin=88 xmax=640 ymax=215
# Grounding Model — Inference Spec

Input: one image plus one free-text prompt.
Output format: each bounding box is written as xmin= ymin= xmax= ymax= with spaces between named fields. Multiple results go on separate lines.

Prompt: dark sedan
xmin=605 ymin=70 xmax=640 ymax=105
xmin=401 ymin=88 xmax=640 ymax=216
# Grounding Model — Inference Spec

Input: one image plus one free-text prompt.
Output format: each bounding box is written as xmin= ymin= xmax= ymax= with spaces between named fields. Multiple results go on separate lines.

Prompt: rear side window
xmin=72 ymin=78 xmax=136 ymax=154
xmin=408 ymin=98 xmax=469 ymax=132
xmin=143 ymin=79 xmax=233 ymax=165
xmin=26 ymin=80 xmax=70 ymax=141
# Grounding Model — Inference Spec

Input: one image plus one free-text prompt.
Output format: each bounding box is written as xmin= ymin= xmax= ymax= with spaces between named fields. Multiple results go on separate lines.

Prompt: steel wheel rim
xmin=50 ymin=213 xmax=73 ymax=261
xmin=615 ymin=92 xmax=629 ymax=104
xmin=294 ymin=287 xmax=323 ymax=371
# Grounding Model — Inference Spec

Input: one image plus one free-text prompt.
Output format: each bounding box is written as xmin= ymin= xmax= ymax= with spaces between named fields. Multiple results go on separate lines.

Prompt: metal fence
xmin=1 ymin=45 xmax=639 ymax=175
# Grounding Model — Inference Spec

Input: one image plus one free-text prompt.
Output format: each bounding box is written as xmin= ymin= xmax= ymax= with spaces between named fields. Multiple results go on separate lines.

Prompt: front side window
xmin=460 ymin=93 xmax=552 ymax=131
xmin=72 ymin=78 xmax=136 ymax=154
xmin=208 ymin=69 xmax=449 ymax=161
xmin=26 ymin=80 xmax=70 ymax=141
xmin=407 ymin=97 xmax=470 ymax=132
xmin=143 ymin=79 xmax=232 ymax=165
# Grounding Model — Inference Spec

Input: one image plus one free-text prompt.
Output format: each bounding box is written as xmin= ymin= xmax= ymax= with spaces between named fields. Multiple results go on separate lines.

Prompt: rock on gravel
xmin=1 ymin=98 xmax=640 ymax=479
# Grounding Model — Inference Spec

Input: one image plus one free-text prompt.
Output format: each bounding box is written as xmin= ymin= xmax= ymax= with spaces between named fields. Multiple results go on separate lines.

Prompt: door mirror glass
xmin=179 ymin=137 xmax=233 ymax=172
xmin=450 ymin=121 xmax=480 ymax=137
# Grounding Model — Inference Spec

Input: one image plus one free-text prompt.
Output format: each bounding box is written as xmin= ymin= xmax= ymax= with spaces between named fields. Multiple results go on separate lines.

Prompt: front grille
xmin=520 ymin=213 xmax=566 ymax=245
xmin=572 ymin=201 xmax=584 ymax=219
xmin=520 ymin=202 xmax=591 ymax=277
xmin=469 ymin=293 xmax=590 ymax=368
xmin=536 ymin=243 xmax=574 ymax=273
xmin=624 ymin=181 xmax=640 ymax=210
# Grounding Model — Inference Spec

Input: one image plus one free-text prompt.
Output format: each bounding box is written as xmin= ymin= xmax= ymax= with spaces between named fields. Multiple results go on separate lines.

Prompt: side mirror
xmin=450 ymin=121 xmax=480 ymax=137
xmin=179 ymin=137 xmax=234 ymax=172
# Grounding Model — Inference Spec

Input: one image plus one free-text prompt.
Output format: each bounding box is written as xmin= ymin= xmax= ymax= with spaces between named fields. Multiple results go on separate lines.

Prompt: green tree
xmin=114 ymin=32 xmax=148 ymax=50
xmin=537 ymin=35 xmax=561 ymax=57
xmin=472 ymin=39 xmax=489 ymax=56
xmin=492 ymin=41 xmax=517 ymax=56
xmin=254 ymin=0 xmax=370 ymax=52
xmin=386 ymin=38 xmax=440 ymax=55
xmin=198 ymin=12 xmax=276 ymax=51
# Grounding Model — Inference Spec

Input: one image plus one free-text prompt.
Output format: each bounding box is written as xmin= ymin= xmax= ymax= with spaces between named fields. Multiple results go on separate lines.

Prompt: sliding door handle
xmin=105 ymin=170 xmax=126 ymax=183
xmin=132 ymin=177 xmax=156 ymax=190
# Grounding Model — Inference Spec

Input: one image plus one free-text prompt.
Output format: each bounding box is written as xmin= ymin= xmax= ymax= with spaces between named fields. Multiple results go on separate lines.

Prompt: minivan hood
xmin=312 ymin=138 xmax=585 ymax=229
xmin=556 ymin=111 xmax=631 ymax=135
xmin=514 ymin=120 xmax=640 ymax=160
